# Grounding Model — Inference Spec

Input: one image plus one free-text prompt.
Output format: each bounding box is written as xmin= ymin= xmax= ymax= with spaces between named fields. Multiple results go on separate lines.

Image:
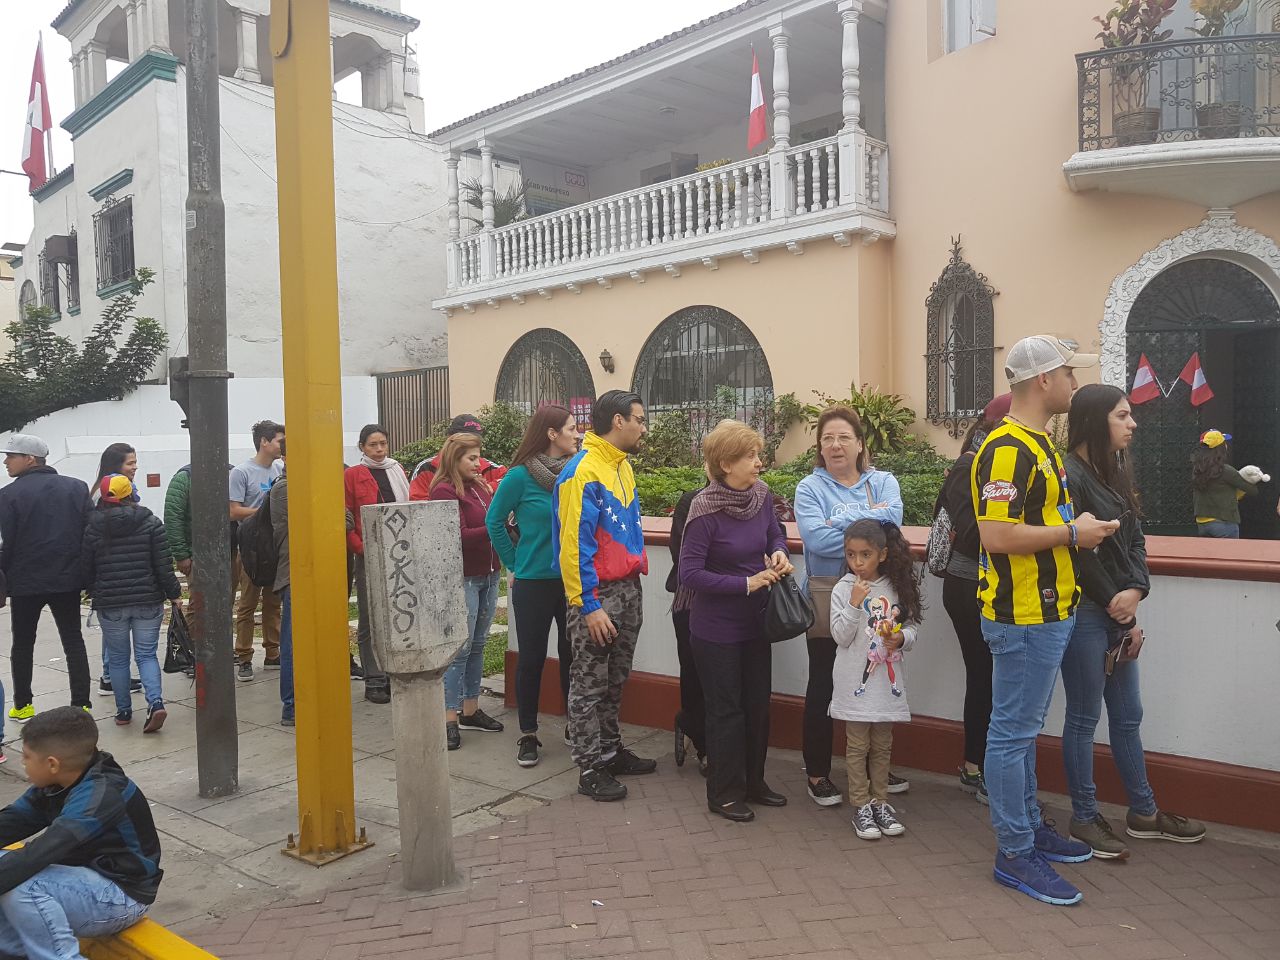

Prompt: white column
xmin=125 ymin=1 xmax=139 ymax=61
xmin=445 ymin=154 xmax=460 ymax=241
xmin=329 ymin=36 xmax=337 ymax=97
xmin=838 ymin=0 xmax=862 ymax=131
xmin=148 ymin=0 xmax=171 ymax=53
xmin=70 ymin=51 xmax=85 ymax=107
xmin=235 ymin=10 xmax=261 ymax=83
xmin=770 ymin=25 xmax=791 ymax=149
xmin=387 ymin=53 xmax=406 ymax=114
xmin=136 ymin=0 xmax=152 ymax=52
xmin=479 ymin=139 xmax=495 ymax=230
xmin=86 ymin=41 xmax=108 ymax=98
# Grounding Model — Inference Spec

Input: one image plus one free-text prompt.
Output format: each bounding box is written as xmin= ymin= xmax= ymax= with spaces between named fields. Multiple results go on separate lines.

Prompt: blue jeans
xmin=444 ymin=572 xmax=500 ymax=712
xmin=982 ymin=614 xmax=1075 ymax=858
xmin=1197 ymin=520 xmax=1239 ymax=538
xmin=280 ymin=586 xmax=294 ymax=721
xmin=0 ymin=853 xmax=148 ymax=960
xmin=1060 ymin=601 xmax=1157 ymax=822
xmin=97 ymin=604 xmax=165 ymax=717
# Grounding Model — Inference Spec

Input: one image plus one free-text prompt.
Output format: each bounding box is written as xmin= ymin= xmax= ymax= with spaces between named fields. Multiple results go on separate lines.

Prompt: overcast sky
xmin=1 ymin=0 xmax=733 ymax=248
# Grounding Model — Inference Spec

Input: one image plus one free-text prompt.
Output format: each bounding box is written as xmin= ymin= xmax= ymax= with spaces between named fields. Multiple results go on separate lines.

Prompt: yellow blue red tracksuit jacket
xmin=553 ymin=432 xmax=648 ymax=613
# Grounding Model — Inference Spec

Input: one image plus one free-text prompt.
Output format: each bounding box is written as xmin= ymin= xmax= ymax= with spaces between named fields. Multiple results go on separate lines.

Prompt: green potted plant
xmin=1094 ymin=0 xmax=1178 ymax=146
xmin=1189 ymin=0 xmax=1247 ymax=138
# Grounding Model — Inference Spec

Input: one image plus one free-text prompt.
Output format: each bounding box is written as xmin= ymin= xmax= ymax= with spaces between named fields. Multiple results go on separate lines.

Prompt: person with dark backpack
xmin=236 ymin=485 xmax=280 ymax=590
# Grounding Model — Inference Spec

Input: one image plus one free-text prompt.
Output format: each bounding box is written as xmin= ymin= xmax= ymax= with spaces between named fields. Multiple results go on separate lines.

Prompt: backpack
xmin=926 ymin=488 xmax=955 ymax=578
xmin=237 ymin=486 xmax=279 ymax=588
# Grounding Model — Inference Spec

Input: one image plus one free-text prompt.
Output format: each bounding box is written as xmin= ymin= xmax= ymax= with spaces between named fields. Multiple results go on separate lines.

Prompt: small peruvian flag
xmin=1129 ymin=354 xmax=1162 ymax=405
xmin=21 ymin=38 xmax=52 ymax=192
xmin=747 ymin=49 xmax=767 ymax=153
xmin=1178 ymin=352 xmax=1214 ymax=407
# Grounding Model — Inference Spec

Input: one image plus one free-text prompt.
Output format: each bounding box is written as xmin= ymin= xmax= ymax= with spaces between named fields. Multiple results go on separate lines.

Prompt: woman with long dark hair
xmin=1061 ymin=384 xmax=1205 ymax=860
xmin=669 ymin=479 xmax=709 ymax=775
xmin=1191 ymin=430 xmax=1258 ymax=538
xmin=92 ymin=443 xmax=140 ymax=697
xmin=486 ymin=405 xmax=579 ymax=768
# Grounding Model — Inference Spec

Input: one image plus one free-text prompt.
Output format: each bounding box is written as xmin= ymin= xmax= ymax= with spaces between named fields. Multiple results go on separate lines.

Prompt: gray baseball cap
xmin=1004 ymin=336 xmax=1099 ymax=385
xmin=1 ymin=434 xmax=50 ymax=457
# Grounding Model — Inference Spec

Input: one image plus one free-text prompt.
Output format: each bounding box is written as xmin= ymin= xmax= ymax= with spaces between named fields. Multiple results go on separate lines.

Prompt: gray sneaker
xmin=237 ymin=661 xmax=253 ymax=682
xmin=1126 ymin=810 xmax=1207 ymax=843
xmin=1069 ymin=814 xmax=1130 ymax=860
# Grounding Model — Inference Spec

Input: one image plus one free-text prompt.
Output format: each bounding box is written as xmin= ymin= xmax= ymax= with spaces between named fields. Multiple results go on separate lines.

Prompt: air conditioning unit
xmin=43 ymin=234 xmax=76 ymax=263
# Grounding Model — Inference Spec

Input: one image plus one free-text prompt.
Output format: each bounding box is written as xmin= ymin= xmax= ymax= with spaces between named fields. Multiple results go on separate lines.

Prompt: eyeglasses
xmin=819 ymin=434 xmax=858 ymax=447
xmin=631 ymin=415 xmax=648 ymax=427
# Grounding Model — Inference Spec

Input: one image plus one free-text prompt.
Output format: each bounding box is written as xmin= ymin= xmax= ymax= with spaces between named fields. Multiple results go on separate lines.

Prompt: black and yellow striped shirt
xmin=970 ymin=419 xmax=1080 ymax=624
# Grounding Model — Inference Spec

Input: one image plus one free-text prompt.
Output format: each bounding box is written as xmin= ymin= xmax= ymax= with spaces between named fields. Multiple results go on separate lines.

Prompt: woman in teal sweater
xmin=486 ymin=405 xmax=581 ymax=768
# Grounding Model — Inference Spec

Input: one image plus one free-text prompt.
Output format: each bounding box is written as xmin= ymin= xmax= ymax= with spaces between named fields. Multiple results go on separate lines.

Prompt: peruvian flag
xmin=1129 ymin=353 xmax=1162 ymax=405
xmin=747 ymin=49 xmax=767 ymax=153
xmin=1179 ymin=352 xmax=1214 ymax=407
xmin=21 ymin=39 xmax=52 ymax=192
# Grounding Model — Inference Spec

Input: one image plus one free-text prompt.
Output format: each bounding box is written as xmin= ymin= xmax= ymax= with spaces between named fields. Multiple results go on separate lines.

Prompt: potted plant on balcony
xmin=1188 ymin=0 xmax=1247 ymax=139
xmin=1095 ymin=0 xmax=1177 ymax=146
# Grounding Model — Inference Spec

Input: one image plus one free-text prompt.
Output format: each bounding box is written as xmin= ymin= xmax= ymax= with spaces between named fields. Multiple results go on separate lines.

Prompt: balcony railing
xmin=448 ymin=132 xmax=889 ymax=292
xmin=1077 ymin=34 xmax=1280 ymax=151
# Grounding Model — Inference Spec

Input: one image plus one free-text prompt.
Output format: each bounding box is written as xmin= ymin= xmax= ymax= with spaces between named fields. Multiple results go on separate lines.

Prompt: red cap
xmin=983 ymin=393 xmax=1012 ymax=423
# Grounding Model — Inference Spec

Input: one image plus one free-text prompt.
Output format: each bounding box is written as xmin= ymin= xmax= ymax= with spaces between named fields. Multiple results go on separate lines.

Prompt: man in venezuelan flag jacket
xmin=554 ymin=391 xmax=657 ymax=801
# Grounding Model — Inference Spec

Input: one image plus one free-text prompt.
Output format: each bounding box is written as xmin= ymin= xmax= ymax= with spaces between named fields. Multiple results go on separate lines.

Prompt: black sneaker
xmin=517 ymin=735 xmax=541 ymax=767
xmin=606 ymin=747 xmax=657 ymax=776
xmin=365 ymin=683 xmax=390 ymax=705
xmin=578 ymin=767 xmax=627 ymax=802
xmin=807 ymin=777 xmax=843 ymax=807
xmin=129 ymin=678 xmax=142 ymax=693
xmin=887 ymin=772 xmax=909 ymax=794
xmin=349 ymin=657 xmax=365 ymax=680
xmin=458 ymin=708 xmax=504 ymax=733
xmin=97 ymin=676 xmax=113 ymax=697
xmin=237 ymin=661 xmax=254 ymax=682
xmin=142 ymin=702 xmax=167 ymax=734
xmin=281 ymin=711 xmax=295 ymax=728
xmin=264 ymin=657 xmax=281 ymax=670
xmin=446 ymin=721 xmax=461 ymax=751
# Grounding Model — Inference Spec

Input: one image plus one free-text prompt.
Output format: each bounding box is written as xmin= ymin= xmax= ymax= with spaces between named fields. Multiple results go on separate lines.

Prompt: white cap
xmin=1 ymin=434 xmax=50 ymax=457
xmin=1004 ymin=336 xmax=1099 ymax=386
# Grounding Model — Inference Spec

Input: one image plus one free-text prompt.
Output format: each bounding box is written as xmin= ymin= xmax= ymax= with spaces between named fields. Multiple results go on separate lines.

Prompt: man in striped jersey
xmin=972 ymin=336 xmax=1119 ymax=907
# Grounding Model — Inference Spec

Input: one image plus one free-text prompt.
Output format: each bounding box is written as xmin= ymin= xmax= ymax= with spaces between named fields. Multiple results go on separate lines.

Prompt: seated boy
xmin=0 ymin=706 xmax=161 ymax=959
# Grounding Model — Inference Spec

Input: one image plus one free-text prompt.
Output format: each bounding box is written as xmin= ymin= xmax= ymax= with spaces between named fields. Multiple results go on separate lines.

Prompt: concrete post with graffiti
xmin=361 ymin=500 xmax=468 ymax=891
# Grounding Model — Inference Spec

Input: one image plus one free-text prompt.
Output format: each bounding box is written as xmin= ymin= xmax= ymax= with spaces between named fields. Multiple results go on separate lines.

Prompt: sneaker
xmin=517 ymin=734 xmax=541 ymax=768
xmin=563 ymin=727 xmax=573 ymax=747
xmin=1070 ymin=815 xmax=1130 ymax=860
xmin=129 ymin=679 xmax=142 ymax=693
xmin=853 ymin=803 xmax=882 ymax=840
xmin=994 ymin=850 xmax=1083 ymax=906
xmin=349 ymin=657 xmax=365 ymax=681
xmin=281 ymin=712 xmax=295 ymax=728
xmin=605 ymin=747 xmax=657 ymax=776
xmin=959 ymin=768 xmax=990 ymax=805
xmin=872 ymin=800 xmax=905 ymax=836
xmin=458 ymin=708 xmax=504 ymax=733
xmin=142 ymin=703 xmax=167 ymax=734
xmin=887 ymin=772 xmax=909 ymax=794
xmin=365 ymin=683 xmax=391 ymax=705
xmin=1125 ymin=810 xmax=1207 ymax=844
xmin=578 ymin=767 xmax=627 ymax=802
xmin=446 ymin=721 xmax=461 ymax=751
xmin=264 ymin=657 xmax=281 ymax=670
xmin=0 ymin=752 xmax=6 ymax=764
xmin=115 ymin=710 xmax=132 ymax=726
xmin=237 ymin=661 xmax=254 ymax=682
xmin=7 ymin=705 xmax=34 ymax=724
xmin=97 ymin=676 xmax=113 ymax=697
xmin=807 ymin=777 xmax=843 ymax=807
xmin=1034 ymin=820 xmax=1093 ymax=863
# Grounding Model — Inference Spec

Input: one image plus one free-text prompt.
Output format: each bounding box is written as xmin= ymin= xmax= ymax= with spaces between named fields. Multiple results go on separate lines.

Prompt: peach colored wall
xmin=446 ymin=239 xmax=890 ymax=456
xmin=884 ymin=0 xmax=1280 ymax=452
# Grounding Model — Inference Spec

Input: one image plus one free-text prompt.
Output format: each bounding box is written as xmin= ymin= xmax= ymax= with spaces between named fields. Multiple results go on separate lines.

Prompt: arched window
xmin=926 ymin=238 xmax=997 ymax=437
xmin=18 ymin=280 xmax=37 ymax=320
xmin=632 ymin=305 xmax=773 ymax=435
xmin=495 ymin=329 xmax=596 ymax=427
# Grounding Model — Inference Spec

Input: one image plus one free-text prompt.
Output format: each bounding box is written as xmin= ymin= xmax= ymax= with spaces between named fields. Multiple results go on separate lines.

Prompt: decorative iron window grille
xmin=495 ymin=329 xmax=596 ymax=428
xmin=925 ymin=238 xmax=997 ymax=438
xmin=93 ymin=195 xmax=135 ymax=290
xmin=38 ymin=253 xmax=60 ymax=316
xmin=65 ymin=235 xmax=80 ymax=312
xmin=631 ymin=305 xmax=773 ymax=438
xmin=1076 ymin=34 xmax=1280 ymax=151
xmin=18 ymin=280 xmax=37 ymax=320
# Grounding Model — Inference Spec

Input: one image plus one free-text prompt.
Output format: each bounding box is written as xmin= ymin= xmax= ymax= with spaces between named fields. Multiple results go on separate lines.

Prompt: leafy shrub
xmin=803 ymin=383 xmax=916 ymax=458
xmin=635 ymin=466 xmax=705 ymax=516
xmin=759 ymin=469 xmax=800 ymax=505
xmin=391 ymin=435 xmax=444 ymax=475
xmin=631 ymin=410 xmax=700 ymax=472
xmin=476 ymin=402 xmax=528 ymax=465
xmin=874 ymin=433 xmax=952 ymax=477
xmin=898 ymin=472 xmax=946 ymax=527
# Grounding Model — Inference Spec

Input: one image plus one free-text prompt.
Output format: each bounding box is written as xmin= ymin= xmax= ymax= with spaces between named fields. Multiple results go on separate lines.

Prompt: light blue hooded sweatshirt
xmin=794 ymin=467 xmax=904 ymax=579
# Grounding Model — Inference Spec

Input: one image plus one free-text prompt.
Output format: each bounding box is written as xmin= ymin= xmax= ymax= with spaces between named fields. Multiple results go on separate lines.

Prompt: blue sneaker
xmin=1035 ymin=820 xmax=1093 ymax=863
xmin=994 ymin=850 xmax=1083 ymax=906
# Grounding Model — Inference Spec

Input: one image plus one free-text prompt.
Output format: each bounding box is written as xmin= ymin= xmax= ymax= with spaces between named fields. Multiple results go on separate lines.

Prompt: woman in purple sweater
xmin=678 ymin=420 xmax=794 ymax=822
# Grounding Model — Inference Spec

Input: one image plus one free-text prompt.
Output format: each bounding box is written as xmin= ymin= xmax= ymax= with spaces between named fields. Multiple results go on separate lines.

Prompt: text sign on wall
xmin=520 ymin=158 xmax=591 ymax=217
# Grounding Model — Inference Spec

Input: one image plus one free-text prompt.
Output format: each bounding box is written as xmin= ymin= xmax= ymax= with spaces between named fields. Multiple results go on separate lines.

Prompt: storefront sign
xmin=521 ymin=158 xmax=590 ymax=216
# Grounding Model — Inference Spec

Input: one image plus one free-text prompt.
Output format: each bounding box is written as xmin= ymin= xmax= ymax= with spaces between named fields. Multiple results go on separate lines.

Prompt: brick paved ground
xmin=186 ymin=756 xmax=1280 ymax=960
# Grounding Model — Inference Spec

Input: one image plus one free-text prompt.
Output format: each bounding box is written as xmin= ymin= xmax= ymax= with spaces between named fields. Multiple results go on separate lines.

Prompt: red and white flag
xmin=1129 ymin=353 xmax=1162 ymax=405
xmin=1178 ymin=352 xmax=1214 ymax=407
xmin=21 ymin=38 xmax=52 ymax=192
xmin=747 ymin=49 xmax=767 ymax=153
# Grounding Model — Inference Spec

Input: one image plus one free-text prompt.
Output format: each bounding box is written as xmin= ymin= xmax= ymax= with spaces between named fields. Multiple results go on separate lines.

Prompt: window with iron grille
xmin=39 ymin=253 xmax=60 ymax=316
xmin=925 ymin=238 xmax=997 ymax=438
xmin=65 ymin=236 xmax=80 ymax=312
xmin=495 ymin=329 xmax=596 ymax=428
xmin=93 ymin=196 xmax=135 ymax=290
xmin=18 ymin=280 xmax=37 ymax=320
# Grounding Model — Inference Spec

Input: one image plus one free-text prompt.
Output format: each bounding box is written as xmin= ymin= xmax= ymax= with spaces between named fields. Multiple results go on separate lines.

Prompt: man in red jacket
xmin=407 ymin=414 xmax=507 ymax=499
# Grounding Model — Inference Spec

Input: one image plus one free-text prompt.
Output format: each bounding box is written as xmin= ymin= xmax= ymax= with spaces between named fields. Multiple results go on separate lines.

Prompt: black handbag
xmin=164 ymin=606 xmax=195 ymax=674
xmin=763 ymin=574 xmax=815 ymax=643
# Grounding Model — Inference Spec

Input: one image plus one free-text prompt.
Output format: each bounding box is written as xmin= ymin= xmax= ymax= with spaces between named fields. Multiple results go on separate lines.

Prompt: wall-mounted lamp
xmin=598 ymin=349 xmax=615 ymax=373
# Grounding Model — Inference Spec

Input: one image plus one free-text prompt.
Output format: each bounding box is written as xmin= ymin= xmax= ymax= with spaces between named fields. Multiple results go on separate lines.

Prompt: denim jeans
xmin=279 ymin=586 xmax=295 ymax=721
xmin=982 ymin=614 xmax=1075 ymax=858
xmin=0 ymin=854 xmax=148 ymax=960
xmin=1197 ymin=520 xmax=1239 ymax=538
xmin=1060 ymin=601 xmax=1157 ymax=822
xmin=97 ymin=604 xmax=165 ymax=717
xmin=444 ymin=572 xmax=500 ymax=711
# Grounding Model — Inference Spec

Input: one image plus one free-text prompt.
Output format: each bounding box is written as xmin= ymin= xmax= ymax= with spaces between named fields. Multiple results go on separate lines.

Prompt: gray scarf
xmin=526 ymin=453 xmax=567 ymax=491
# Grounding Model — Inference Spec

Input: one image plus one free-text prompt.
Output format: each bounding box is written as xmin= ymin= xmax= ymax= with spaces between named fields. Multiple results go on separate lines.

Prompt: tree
xmin=460 ymin=177 xmax=527 ymax=229
xmin=1 ymin=268 xmax=168 ymax=432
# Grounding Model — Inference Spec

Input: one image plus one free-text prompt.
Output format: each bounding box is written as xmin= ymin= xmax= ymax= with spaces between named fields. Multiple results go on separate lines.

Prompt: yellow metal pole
xmin=270 ymin=0 xmax=369 ymax=866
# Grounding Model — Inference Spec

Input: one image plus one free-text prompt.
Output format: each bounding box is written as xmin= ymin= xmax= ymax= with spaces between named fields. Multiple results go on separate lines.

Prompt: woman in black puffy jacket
xmin=83 ymin=474 xmax=182 ymax=732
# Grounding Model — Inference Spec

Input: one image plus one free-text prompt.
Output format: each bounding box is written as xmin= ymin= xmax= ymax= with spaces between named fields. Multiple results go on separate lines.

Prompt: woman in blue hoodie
xmin=794 ymin=406 xmax=903 ymax=807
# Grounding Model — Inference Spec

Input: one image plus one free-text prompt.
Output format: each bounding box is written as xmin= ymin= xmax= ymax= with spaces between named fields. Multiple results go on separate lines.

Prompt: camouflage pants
xmin=566 ymin=577 xmax=643 ymax=769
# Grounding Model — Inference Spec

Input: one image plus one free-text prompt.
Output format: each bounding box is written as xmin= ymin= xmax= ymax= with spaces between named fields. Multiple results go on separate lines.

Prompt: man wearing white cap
xmin=970 ymin=337 xmax=1119 ymax=906
xmin=0 ymin=435 xmax=95 ymax=718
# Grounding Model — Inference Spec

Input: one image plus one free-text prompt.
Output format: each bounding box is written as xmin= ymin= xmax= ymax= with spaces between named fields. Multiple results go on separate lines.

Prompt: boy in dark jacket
xmin=0 ymin=706 xmax=161 ymax=957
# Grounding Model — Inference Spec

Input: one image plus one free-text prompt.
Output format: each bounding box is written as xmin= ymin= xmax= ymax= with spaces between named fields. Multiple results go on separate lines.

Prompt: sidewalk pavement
xmin=3 ymin=612 xmax=1280 ymax=959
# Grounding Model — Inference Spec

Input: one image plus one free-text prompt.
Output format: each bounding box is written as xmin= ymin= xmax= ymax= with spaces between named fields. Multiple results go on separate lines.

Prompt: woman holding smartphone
xmin=1060 ymin=385 xmax=1205 ymax=861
